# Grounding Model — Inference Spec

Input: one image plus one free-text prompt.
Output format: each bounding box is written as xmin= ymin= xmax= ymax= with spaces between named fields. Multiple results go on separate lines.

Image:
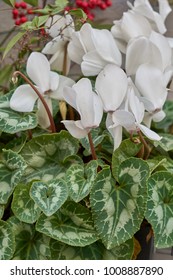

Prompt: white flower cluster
xmin=10 ymin=0 xmax=173 ymax=150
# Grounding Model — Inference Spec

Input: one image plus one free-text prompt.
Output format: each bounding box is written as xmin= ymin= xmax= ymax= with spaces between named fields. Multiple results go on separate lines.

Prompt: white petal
xmin=158 ymin=0 xmax=171 ymax=21
xmin=63 ymin=85 xmax=77 ymax=111
xmin=50 ymin=75 xmax=75 ymax=100
xmin=91 ymin=28 xmax=122 ymax=66
xmin=126 ymin=36 xmax=162 ymax=75
xmin=49 ymin=71 xmax=59 ymax=91
xmin=138 ymin=124 xmax=162 ymax=141
xmin=135 ymin=63 xmax=167 ymax=109
xmin=42 ymin=37 xmax=65 ymax=54
xmin=110 ymin=125 xmax=123 ymax=150
xmin=27 ymin=52 xmax=50 ymax=93
xmin=128 ymin=91 xmax=145 ymax=124
xmin=45 ymin=15 xmax=66 ymax=38
xmin=81 ymin=50 xmax=106 ymax=76
xmin=112 ymin=110 xmax=136 ymax=131
xmin=73 ymin=78 xmax=97 ymax=128
xmin=80 ymin=23 xmax=95 ymax=52
xmin=153 ymin=110 xmax=166 ymax=122
xmin=50 ymin=52 xmax=71 ymax=74
xmin=37 ymin=97 xmax=52 ymax=129
xmin=121 ymin=11 xmax=152 ymax=41
xmin=95 ymin=64 xmax=128 ymax=112
xmin=10 ymin=84 xmax=38 ymax=112
xmin=150 ymin=31 xmax=172 ymax=71
xmin=68 ymin=33 xmax=85 ymax=64
xmin=62 ymin=120 xmax=88 ymax=138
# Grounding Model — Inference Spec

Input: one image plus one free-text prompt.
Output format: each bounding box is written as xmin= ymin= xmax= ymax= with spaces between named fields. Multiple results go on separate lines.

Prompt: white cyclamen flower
xmin=127 ymin=0 xmax=168 ymax=34
xmin=10 ymin=52 xmax=74 ymax=128
xmin=42 ymin=13 xmax=74 ymax=73
xmin=68 ymin=23 xmax=122 ymax=76
xmin=107 ymin=89 xmax=161 ymax=150
xmin=62 ymin=78 xmax=103 ymax=138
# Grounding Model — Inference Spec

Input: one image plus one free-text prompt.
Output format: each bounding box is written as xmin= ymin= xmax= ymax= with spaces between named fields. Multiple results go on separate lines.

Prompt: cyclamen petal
xmin=10 ymin=84 xmax=38 ymax=112
xmin=138 ymin=123 xmax=162 ymax=141
xmin=62 ymin=120 xmax=89 ymax=139
xmin=27 ymin=52 xmax=50 ymax=93
xmin=37 ymin=97 xmax=53 ymax=129
xmin=95 ymin=64 xmax=128 ymax=112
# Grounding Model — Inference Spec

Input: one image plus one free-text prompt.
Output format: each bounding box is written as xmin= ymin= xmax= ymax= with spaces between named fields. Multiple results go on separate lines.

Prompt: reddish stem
xmin=13 ymin=71 xmax=56 ymax=133
xmin=88 ymin=131 xmax=97 ymax=160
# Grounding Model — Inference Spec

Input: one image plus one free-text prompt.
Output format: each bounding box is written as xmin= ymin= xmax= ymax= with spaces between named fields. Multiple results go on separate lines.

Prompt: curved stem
xmin=138 ymin=131 xmax=151 ymax=160
xmin=13 ymin=71 xmax=56 ymax=133
xmin=88 ymin=131 xmax=97 ymax=160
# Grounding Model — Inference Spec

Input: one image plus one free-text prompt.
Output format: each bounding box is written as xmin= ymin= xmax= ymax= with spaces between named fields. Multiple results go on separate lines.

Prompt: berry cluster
xmin=12 ymin=1 xmax=34 ymax=26
xmin=66 ymin=0 xmax=112 ymax=20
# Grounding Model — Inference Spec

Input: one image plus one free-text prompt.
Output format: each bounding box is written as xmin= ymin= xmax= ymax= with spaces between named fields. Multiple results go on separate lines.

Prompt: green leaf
xmin=0 ymin=92 xmax=38 ymax=133
xmin=8 ymin=216 xmax=51 ymax=260
xmin=146 ymin=171 xmax=173 ymax=248
xmin=90 ymin=158 xmax=149 ymax=249
xmin=66 ymin=160 xmax=98 ymax=202
xmin=30 ymin=178 xmax=68 ymax=216
xmin=36 ymin=201 xmax=98 ymax=247
xmin=0 ymin=220 xmax=15 ymax=260
xmin=0 ymin=65 xmax=13 ymax=85
xmin=12 ymin=183 xmax=41 ymax=223
xmin=3 ymin=32 xmax=26 ymax=59
xmin=0 ymin=205 xmax=5 ymax=219
xmin=20 ymin=131 xmax=79 ymax=182
xmin=103 ymin=238 xmax=134 ymax=260
xmin=25 ymin=0 xmax=38 ymax=6
xmin=55 ymin=0 xmax=68 ymax=7
xmin=0 ymin=149 xmax=27 ymax=204
xmin=112 ymin=139 xmax=142 ymax=181
xmin=50 ymin=240 xmax=104 ymax=260
xmin=2 ymin=0 xmax=15 ymax=6
xmin=153 ymin=133 xmax=173 ymax=151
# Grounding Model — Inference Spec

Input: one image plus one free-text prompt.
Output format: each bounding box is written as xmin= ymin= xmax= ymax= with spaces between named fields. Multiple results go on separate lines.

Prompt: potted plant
xmin=0 ymin=0 xmax=173 ymax=260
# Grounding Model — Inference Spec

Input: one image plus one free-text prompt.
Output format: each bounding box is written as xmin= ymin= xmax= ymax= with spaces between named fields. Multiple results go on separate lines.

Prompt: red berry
xmin=27 ymin=8 xmax=34 ymax=14
xmin=15 ymin=19 xmax=21 ymax=25
xmin=14 ymin=2 xmax=20 ymax=9
xmin=20 ymin=2 xmax=27 ymax=9
xmin=12 ymin=9 xmax=19 ymax=16
xmin=19 ymin=12 xmax=25 ymax=17
xmin=20 ymin=16 xmax=28 ymax=23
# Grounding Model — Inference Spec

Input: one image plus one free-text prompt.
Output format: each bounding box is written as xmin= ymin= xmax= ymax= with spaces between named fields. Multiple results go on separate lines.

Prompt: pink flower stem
xmin=13 ymin=71 xmax=56 ymax=133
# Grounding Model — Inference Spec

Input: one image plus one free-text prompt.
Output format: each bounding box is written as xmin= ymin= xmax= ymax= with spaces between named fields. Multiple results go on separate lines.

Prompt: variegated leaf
xmin=20 ymin=131 xmax=79 ymax=182
xmin=30 ymin=179 xmax=68 ymax=216
xmin=0 ymin=220 xmax=15 ymax=260
xmin=36 ymin=201 xmax=98 ymax=247
xmin=90 ymin=158 xmax=149 ymax=249
xmin=8 ymin=216 xmax=51 ymax=260
xmin=153 ymin=133 xmax=173 ymax=151
xmin=0 ymin=149 xmax=27 ymax=204
xmin=50 ymin=240 xmax=104 ymax=260
xmin=103 ymin=238 xmax=134 ymax=260
xmin=0 ymin=205 xmax=5 ymax=219
xmin=0 ymin=92 xmax=37 ymax=133
xmin=12 ymin=183 xmax=41 ymax=223
xmin=66 ymin=160 xmax=98 ymax=202
xmin=146 ymin=171 xmax=173 ymax=248
xmin=112 ymin=139 xmax=142 ymax=181
xmin=50 ymin=238 xmax=134 ymax=260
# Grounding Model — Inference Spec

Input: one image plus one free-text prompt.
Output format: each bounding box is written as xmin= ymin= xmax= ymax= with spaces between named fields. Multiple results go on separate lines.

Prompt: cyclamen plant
xmin=1 ymin=0 xmax=173 ymax=260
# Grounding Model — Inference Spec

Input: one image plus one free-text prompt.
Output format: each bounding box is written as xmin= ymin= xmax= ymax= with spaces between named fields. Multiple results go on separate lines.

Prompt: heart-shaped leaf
xmin=30 ymin=179 xmax=68 ymax=216
xmin=112 ymin=139 xmax=142 ymax=181
xmin=66 ymin=160 xmax=98 ymax=202
xmin=146 ymin=171 xmax=173 ymax=248
xmin=12 ymin=183 xmax=41 ymax=223
xmin=20 ymin=131 xmax=79 ymax=183
xmin=0 ymin=220 xmax=15 ymax=260
xmin=0 ymin=149 xmax=27 ymax=204
xmin=8 ymin=216 xmax=51 ymax=260
xmin=36 ymin=201 xmax=98 ymax=247
xmin=90 ymin=158 xmax=149 ymax=249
